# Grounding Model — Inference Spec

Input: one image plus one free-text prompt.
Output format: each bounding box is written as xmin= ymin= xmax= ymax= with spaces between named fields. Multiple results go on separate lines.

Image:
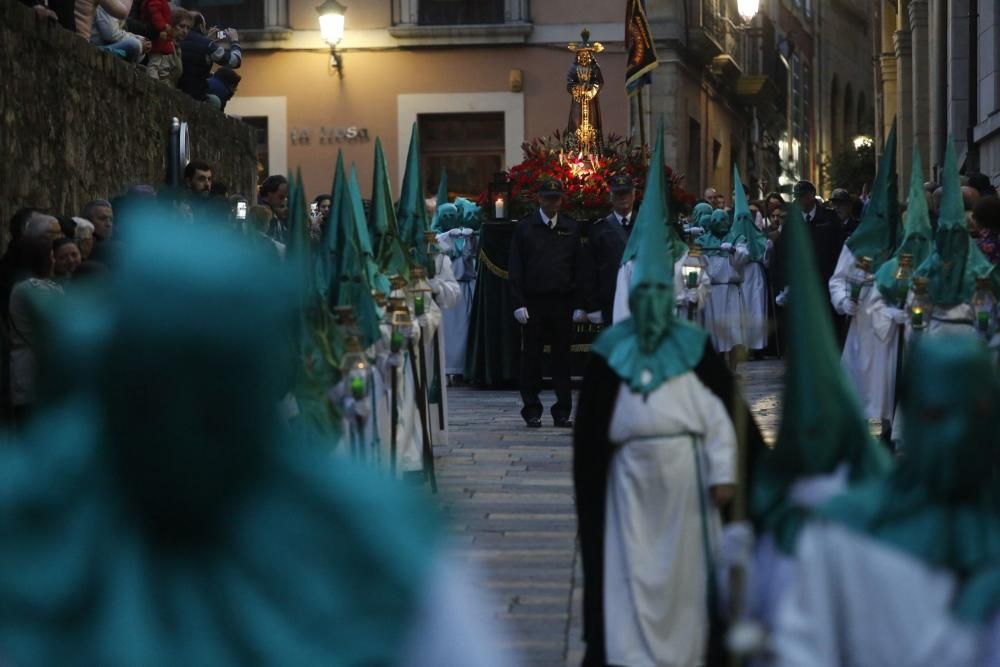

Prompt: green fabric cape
xmin=846 ymin=120 xmax=901 ymax=273
xmin=915 ymin=137 xmax=996 ymax=305
xmin=875 ymin=145 xmax=934 ymax=305
xmin=820 ymin=335 xmax=1000 ymax=623
xmin=316 ymin=150 xmax=345 ymax=301
xmin=593 ymin=119 xmax=708 ymax=393
xmin=750 ymin=202 xmax=891 ymax=554
xmin=397 ymin=123 xmax=432 ymax=273
xmin=725 ymin=164 xmax=767 ymax=262
xmin=0 ymin=218 xmax=440 ymax=665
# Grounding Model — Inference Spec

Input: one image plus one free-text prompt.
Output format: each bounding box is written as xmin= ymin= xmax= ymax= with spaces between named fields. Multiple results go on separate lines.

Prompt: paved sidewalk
xmin=436 ymin=360 xmax=783 ymax=666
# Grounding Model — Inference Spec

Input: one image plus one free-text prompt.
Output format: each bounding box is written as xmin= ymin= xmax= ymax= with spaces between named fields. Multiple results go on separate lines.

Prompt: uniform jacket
xmin=584 ymin=210 xmax=630 ymax=322
xmin=508 ymin=210 xmax=585 ymax=310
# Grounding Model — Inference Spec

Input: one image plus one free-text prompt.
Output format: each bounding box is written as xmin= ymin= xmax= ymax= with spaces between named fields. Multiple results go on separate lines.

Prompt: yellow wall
xmin=237 ymin=47 xmax=628 ymax=199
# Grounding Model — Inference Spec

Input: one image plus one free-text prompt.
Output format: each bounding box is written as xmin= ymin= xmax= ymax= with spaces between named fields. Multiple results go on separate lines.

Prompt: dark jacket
xmin=772 ymin=204 xmax=846 ymax=293
xmin=177 ymin=31 xmax=242 ymax=100
xmin=508 ymin=210 xmax=584 ymax=311
xmin=206 ymin=76 xmax=235 ymax=110
xmin=584 ymin=211 xmax=630 ymax=322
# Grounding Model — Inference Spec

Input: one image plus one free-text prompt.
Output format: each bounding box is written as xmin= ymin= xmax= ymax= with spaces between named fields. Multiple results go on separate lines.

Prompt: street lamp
xmin=737 ymin=0 xmax=760 ymax=23
xmin=853 ymin=135 xmax=874 ymax=151
xmin=316 ymin=0 xmax=347 ymax=77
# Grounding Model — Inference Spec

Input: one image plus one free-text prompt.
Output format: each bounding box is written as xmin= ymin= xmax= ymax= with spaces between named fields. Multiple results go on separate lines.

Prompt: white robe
xmin=702 ymin=245 xmax=749 ymax=353
xmin=612 ymin=250 xmax=712 ymax=324
xmin=828 ymin=247 xmax=899 ymax=421
xmin=425 ymin=253 xmax=459 ymax=447
xmin=437 ymin=231 xmax=477 ymax=375
xmin=604 ymin=372 xmax=737 ymax=667
xmin=741 ymin=262 xmax=768 ymax=351
xmin=775 ymin=521 xmax=1000 ymax=667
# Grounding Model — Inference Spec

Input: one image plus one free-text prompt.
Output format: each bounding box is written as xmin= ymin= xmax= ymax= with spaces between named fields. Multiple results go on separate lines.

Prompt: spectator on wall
xmin=206 ymin=67 xmax=241 ymax=111
xmin=258 ymin=175 xmax=289 ymax=243
xmin=52 ymin=238 xmax=83 ymax=284
xmin=81 ymin=200 xmax=114 ymax=243
xmin=177 ymin=13 xmax=242 ymax=107
xmin=73 ymin=218 xmax=96 ymax=261
xmin=91 ymin=2 xmax=150 ymax=62
xmin=146 ymin=5 xmax=192 ymax=85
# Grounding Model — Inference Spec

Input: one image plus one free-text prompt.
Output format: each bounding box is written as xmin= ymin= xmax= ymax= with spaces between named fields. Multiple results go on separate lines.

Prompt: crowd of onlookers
xmin=1 ymin=160 xmax=339 ymax=426
xmin=20 ymin=0 xmax=243 ymax=110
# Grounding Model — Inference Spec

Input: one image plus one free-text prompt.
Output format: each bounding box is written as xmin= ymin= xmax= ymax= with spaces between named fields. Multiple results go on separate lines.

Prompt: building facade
xmin=878 ymin=0 xmax=1000 ymax=192
xmin=188 ymin=0 xmax=871 ymax=202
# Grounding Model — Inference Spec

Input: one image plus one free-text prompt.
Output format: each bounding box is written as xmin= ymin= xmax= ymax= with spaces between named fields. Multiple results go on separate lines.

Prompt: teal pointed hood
xmin=726 ymin=164 xmax=767 ymax=262
xmin=750 ymin=201 xmax=891 ymax=554
xmin=915 ymin=137 xmax=995 ymax=305
xmin=846 ymin=120 xmax=901 ymax=272
xmin=593 ymin=118 xmax=708 ymax=394
xmin=0 ymin=218 xmax=441 ymax=665
xmin=875 ymin=146 xmax=935 ymax=304
xmin=371 ymin=138 xmax=411 ymax=281
xmin=396 ymin=123 xmax=431 ymax=272
xmin=822 ymin=335 xmax=1000 ymax=623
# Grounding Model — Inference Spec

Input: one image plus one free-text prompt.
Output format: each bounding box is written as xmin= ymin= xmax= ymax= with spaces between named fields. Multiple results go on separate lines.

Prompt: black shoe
xmin=525 ymin=417 xmax=542 ymax=428
xmin=553 ymin=418 xmax=574 ymax=428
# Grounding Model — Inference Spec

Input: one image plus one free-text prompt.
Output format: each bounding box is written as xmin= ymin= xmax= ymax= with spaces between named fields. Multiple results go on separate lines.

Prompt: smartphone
xmin=217 ymin=30 xmax=227 ymax=40
xmin=310 ymin=202 xmax=318 ymax=216
xmin=236 ymin=201 xmax=247 ymax=220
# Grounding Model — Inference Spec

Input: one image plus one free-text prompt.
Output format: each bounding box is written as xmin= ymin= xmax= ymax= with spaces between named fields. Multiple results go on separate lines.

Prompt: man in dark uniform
xmin=509 ymin=178 xmax=586 ymax=429
xmin=584 ymin=174 xmax=635 ymax=325
xmin=772 ymin=180 xmax=849 ymax=346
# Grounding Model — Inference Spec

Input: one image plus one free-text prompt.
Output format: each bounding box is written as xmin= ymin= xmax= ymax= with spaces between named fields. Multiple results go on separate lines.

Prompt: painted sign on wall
xmin=290 ymin=127 xmax=370 ymax=145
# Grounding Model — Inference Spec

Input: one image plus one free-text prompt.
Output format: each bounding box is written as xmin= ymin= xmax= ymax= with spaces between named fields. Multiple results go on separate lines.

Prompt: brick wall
xmin=0 ymin=1 xmax=257 ymax=239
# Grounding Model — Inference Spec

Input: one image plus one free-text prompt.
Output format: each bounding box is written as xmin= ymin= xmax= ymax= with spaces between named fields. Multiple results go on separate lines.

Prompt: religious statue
xmin=566 ymin=29 xmax=605 ymax=155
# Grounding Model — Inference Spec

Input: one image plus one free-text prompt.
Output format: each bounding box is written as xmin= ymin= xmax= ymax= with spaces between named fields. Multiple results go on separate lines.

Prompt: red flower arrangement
xmin=477 ymin=130 xmax=696 ymax=222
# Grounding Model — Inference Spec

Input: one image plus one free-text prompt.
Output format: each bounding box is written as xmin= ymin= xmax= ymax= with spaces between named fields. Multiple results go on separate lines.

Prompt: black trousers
xmin=520 ymin=293 xmax=573 ymax=421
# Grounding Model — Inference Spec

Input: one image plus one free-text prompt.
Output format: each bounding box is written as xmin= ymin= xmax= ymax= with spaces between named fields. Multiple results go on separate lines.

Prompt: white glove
xmin=447 ymin=228 xmax=464 ymax=237
xmin=685 ymin=288 xmax=699 ymax=305
xmin=586 ymin=311 xmax=604 ymax=324
xmin=775 ymin=287 xmax=789 ymax=307
xmin=428 ymin=277 xmax=443 ymax=295
xmin=416 ymin=314 xmax=429 ymax=329
xmin=572 ymin=309 xmax=588 ymax=323
xmin=387 ymin=352 xmax=404 ymax=368
xmin=886 ymin=307 xmax=909 ymax=325
xmin=513 ymin=307 xmax=529 ymax=324
xmin=686 ymin=226 xmax=704 ymax=236
xmin=407 ymin=322 xmax=421 ymax=340
xmin=460 ymin=228 xmax=474 ymax=237
xmin=840 ymin=297 xmax=858 ymax=316
xmin=720 ymin=242 xmax=734 ymax=252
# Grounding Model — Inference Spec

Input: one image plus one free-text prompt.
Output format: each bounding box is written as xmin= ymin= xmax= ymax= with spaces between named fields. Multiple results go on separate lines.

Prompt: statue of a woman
xmin=566 ymin=29 xmax=605 ymax=155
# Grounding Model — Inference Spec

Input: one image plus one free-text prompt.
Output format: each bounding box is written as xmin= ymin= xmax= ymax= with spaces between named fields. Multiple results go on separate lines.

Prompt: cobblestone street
xmin=436 ymin=360 xmax=783 ymax=666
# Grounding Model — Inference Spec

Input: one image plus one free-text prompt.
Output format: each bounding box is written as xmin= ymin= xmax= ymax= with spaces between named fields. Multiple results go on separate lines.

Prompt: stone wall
xmin=0 ymin=0 xmax=257 ymax=233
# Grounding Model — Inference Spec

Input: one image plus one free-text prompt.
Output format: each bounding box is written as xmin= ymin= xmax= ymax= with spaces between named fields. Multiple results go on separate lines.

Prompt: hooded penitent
xmin=750 ymin=201 xmax=891 ymax=553
xmin=822 ymin=335 xmax=1000 ymax=623
xmin=317 ymin=150 xmax=346 ymax=300
xmin=914 ymin=136 xmax=995 ymax=306
xmin=621 ymin=150 xmax=688 ymax=266
xmin=726 ymin=164 xmax=767 ymax=262
xmin=875 ymin=145 xmax=934 ymax=305
xmin=593 ymin=119 xmax=708 ymax=395
xmin=0 ymin=218 xmax=440 ymax=665
xmin=691 ymin=202 xmax=713 ymax=229
xmin=695 ymin=209 xmax=732 ymax=255
xmin=845 ymin=120 xmax=900 ymax=273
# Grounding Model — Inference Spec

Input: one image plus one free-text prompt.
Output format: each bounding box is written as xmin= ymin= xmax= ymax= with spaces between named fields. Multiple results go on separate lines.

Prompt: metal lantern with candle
xmin=409 ymin=266 xmax=433 ymax=317
xmin=909 ymin=276 xmax=931 ymax=331
xmin=488 ymin=172 xmax=512 ymax=221
xmin=848 ymin=256 xmax=874 ymax=304
xmin=388 ymin=296 xmax=411 ymax=353
xmin=681 ymin=244 xmax=706 ymax=320
xmin=893 ymin=253 xmax=914 ymax=308
xmin=423 ymin=230 xmax=441 ymax=277
xmin=389 ymin=274 xmax=409 ymax=301
xmin=972 ymin=277 xmax=997 ymax=336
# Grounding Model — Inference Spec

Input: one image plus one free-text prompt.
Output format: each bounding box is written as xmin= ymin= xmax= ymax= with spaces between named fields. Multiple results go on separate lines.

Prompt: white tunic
xmin=702 ymin=245 xmax=749 ymax=353
xmin=437 ymin=231 xmax=477 ymax=375
xmin=612 ymin=250 xmax=712 ymax=324
xmin=828 ymin=247 xmax=900 ymax=421
xmin=741 ymin=262 xmax=768 ymax=351
xmin=423 ymin=253 xmax=460 ymax=447
xmin=604 ymin=372 xmax=737 ymax=667
xmin=775 ymin=521 xmax=1000 ymax=667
